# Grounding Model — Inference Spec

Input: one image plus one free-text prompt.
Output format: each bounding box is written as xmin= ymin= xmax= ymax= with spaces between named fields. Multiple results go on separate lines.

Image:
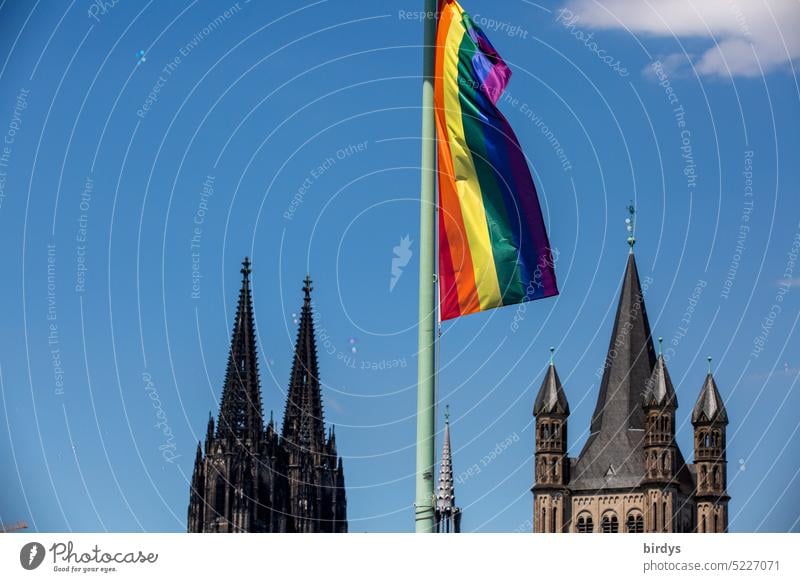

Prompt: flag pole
xmin=414 ymin=0 xmax=438 ymax=533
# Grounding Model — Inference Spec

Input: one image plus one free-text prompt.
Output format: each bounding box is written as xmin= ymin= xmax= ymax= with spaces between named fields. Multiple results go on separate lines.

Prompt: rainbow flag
xmin=435 ymin=0 xmax=558 ymax=320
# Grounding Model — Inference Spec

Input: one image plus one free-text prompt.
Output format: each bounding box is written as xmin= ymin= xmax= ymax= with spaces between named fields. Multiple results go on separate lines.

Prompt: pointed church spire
xmin=534 ymin=348 xmax=570 ymax=416
xmin=282 ymin=275 xmax=326 ymax=453
xmin=590 ymin=246 xmax=657 ymax=433
xmin=436 ymin=408 xmax=455 ymax=511
xmin=692 ymin=361 xmax=728 ymax=424
xmin=569 ymin=220 xmax=658 ymax=491
xmin=205 ymin=412 xmax=214 ymax=450
xmin=643 ymin=347 xmax=678 ymax=409
xmin=435 ymin=406 xmax=461 ymax=533
xmin=216 ymin=257 xmax=264 ymax=442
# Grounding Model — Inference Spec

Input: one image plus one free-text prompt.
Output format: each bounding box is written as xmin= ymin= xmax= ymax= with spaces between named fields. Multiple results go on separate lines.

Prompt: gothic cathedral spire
xmin=281 ymin=276 xmax=347 ymax=533
xmin=216 ymin=257 xmax=264 ymax=444
xmin=188 ymin=262 xmax=347 ymax=533
xmin=282 ymin=275 xmax=326 ymax=454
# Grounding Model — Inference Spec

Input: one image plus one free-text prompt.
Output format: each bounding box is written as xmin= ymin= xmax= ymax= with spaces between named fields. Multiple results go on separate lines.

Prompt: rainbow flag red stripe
xmin=435 ymin=0 xmax=558 ymax=320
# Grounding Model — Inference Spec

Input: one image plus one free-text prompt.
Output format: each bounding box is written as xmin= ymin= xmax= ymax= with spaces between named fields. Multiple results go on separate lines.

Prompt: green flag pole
xmin=414 ymin=0 xmax=438 ymax=533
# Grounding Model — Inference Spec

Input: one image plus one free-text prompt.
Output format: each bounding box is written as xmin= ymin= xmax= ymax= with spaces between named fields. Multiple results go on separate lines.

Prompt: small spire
xmin=206 ymin=411 xmax=214 ymax=432
xmin=658 ymin=337 xmax=663 ymax=357
xmin=533 ymin=358 xmax=570 ymax=416
xmin=444 ymin=404 xmax=450 ymax=424
xmin=707 ymin=356 xmax=713 ymax=374
xmin=303 ymin=274 xmax=313 ymax=302
xmin=692 ymin=364 xmax=728 ymax=424
xmin=549 ymin=346 xmax=555 ymax=365
xmin=643 ymin=351 xmax=677 ymax=408
xmin=241 ymin=256 xmax=251 ymax=279
xmin=626 ymin=203 xmax=636 ymax=251
xmin=435 ymin=406 xmax=461 ymax=532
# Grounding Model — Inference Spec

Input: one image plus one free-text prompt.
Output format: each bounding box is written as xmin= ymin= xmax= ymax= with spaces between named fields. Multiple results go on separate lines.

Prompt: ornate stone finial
xmin=626 ymin=203 xmax=636 ymax=250
xmin=241 ymin=256 xmax=252 ymax=278
xmin=658 ymin=337 xmax=663 ymax=357
xmin=549 ymin=346 xmax=555 ymax=365
xmin=444 ymin=404 xmax=450 ymax=424
xmin=707 ymin=356 xmax=713 ymax=374
xmin=303 ymin=274 xmax=313 ymax=301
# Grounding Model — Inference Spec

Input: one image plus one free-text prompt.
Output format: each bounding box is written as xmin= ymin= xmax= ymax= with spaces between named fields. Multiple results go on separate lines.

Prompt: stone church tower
xmin=532 ymin=224 xmax=730 ymax=533
xmin=187 ymin=259 xmax=347 ymax=533
xmin=692 ymin=366 xmax=729 ymax=533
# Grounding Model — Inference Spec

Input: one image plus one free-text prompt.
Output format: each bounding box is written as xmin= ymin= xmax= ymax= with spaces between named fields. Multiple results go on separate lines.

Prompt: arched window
xmin=662 ymin=501 xmax=668 ymax=532
xmin=551 ymin=507 xmax=557 ymax=533
xmin=626 ymin=512 xmax=644 ymax=533
xmin=701 ymin=514 xmax=707 ymax=533
xmin=576 ymin=514 xmax=593 ymax=533
xmin=551 ymin=458 xmax=558 ymax=481
xmin=541 ymin=507 xmax=546 ymax=532
xmin=601 ymin=512 xmax=619 ymax=533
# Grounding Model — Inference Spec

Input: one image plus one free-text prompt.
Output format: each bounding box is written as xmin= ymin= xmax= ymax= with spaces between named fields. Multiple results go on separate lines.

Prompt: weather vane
xmin=626 ymin=202 xmax=636 ymax=249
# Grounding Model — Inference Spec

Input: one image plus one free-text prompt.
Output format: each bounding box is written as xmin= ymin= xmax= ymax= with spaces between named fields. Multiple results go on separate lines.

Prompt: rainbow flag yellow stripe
xmin=435 ymin=0 xmax=558 ymax=320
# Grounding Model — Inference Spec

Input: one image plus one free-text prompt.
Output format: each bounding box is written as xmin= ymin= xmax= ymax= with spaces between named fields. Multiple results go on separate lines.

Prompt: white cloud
xmin=561 ymin=0 xmax=800 ymax=77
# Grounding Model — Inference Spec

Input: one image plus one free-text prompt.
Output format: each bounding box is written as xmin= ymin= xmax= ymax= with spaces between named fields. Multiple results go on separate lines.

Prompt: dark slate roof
xmin=533 ymin=363 xmax=570 ymax=415
xmin=692 ymin=373 xmax=728 ymax=424
xmin=570 ymin=252 xmax=657 ymax=491
xmin=642 ymin=355 xmax=678 ymax=408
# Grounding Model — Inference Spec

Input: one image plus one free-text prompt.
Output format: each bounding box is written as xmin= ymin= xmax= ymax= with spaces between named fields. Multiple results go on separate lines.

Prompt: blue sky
xmin=0 ymin=0 xmax=798 ymax=533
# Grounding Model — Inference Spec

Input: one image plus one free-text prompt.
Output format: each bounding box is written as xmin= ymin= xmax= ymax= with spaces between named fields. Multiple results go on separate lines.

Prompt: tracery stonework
xmin=187 ymin=259 xmax=347 ymax=533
